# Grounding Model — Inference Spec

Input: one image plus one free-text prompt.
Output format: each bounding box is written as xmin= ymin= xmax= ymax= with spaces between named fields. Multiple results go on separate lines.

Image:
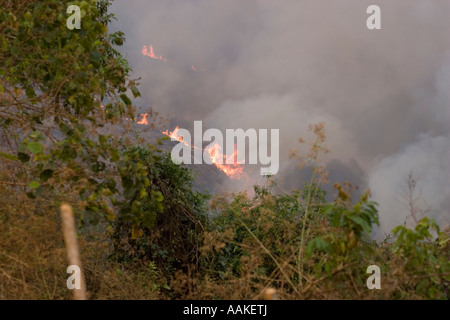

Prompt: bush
xmin=193 ymin=181 xmax=449 ymax=300
xmin=112 ymin=147 xmax=210 ymax=278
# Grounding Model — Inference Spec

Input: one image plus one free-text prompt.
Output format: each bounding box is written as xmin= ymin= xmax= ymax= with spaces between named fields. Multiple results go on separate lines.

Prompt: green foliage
xmin=200 ymin=180 xmax=448 ymax=299
xmin=0 ymin=0 xmax=146 ymax=224
xmin=320 ymin=193 xmax=379 ymax=258
xmin=299 ymin=192 xmax=381 ymax=292
xmin=112 ymin=148 xmax=210 ymax=277
xmin=392 ymin=218 xmax=450 ymax=299
xmin=305 ymin=236 xmax=331 ymax=258
xmin=204 ymin=183 xmax=328 ymax=280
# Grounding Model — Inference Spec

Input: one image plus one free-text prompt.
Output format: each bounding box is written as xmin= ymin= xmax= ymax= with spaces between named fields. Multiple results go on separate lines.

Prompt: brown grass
xmin=0 ymin=184 xmax=161 ymax=300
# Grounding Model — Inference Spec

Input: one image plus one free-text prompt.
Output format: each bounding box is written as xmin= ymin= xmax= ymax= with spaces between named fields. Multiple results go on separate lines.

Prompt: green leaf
xmin=89 ymin=51 xmax=102 ymax=67
xmin=131 ymin=223 xmax=143 ymax=239
xmin=99 ymin=134 xmax=107 ymax=146
xmin=0 ymin=152 xmax=18 ymax=161
xmin=331 ymin=210 xmax=342 ymax=227
xmin=61 ymin=145 xmax=77 ymax=160
xmin=32 ymin=117 xmax=43 ymax=124
xmin=306 ymin=237 xmax=331 ymax=257
xmin=18 ymin=152 xmax=30 ymax=163
xmin=59 ymin=123 xmax=73 ymax=136
xmin=28 ymin=181 xmax=40 ymax=189
xmin=27 ymin=142 xmax=43 ymax=154
xmin=26 ymin=192 xmax=36 ymax=199
xmin=131 ymin=86 xmax=140 ymax=98
xmin=26 ymin=86 xmax=36 ymax=98
xmin=349 ymin=215 xmax=371 ymax=233
xmin=110 ymin=148 xmax=120 ymax=162
xmin=120 ymin=94 xmax=131 ymax=106
xmin=152 ymin=190 xmax=164 ymax=202
xmin=142 ymin=211 xmax=156 ymax=229
xmin=40 ymin=169 xmax=54 ymax=182
xmin=322 ymin=204 xmax=335 ymax=217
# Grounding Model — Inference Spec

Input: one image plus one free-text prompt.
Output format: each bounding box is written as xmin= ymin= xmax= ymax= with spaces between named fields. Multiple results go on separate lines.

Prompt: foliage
xmin=197 ymin=181 xmax=449 ymax=300
xmin=392 ymin=218 xmax=450 ymax=299
xmin=0 ymin=0 xmax=148 ymax=224
xmin=112 ymin=148 xmax=210 ymax=277
xmin=203 ymin=182 xmax=325 ymax=281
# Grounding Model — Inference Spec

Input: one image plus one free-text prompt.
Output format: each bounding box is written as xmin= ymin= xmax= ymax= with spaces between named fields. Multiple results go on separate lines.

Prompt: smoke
xmin=370 ymin=52 xmax=450 ymax=238
xmin=109 ymin=0 xmax=450 ymax=234
xmin=369 ymin=133 xmax=450 ymax=239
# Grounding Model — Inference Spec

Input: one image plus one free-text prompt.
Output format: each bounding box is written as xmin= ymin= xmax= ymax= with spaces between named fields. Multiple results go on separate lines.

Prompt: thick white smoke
xmin=369 ymin=133 xmax=450 ymax=239
xmin=110 ymin=0 xmax=450 ymax=234
xmin=370 ymin=53 xmax=450 ymax=238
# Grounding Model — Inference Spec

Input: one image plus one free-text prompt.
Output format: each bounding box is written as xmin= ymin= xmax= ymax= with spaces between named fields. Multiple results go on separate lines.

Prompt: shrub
xmin=112 ymin=147 xmax=210 ymax=278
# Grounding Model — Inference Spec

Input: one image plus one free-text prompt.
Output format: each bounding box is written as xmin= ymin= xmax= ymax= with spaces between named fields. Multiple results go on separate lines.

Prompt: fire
xmin=124 ymin=113 xmax=148 ymax=125
xmin=142 ymin=45 xmax=168 ymax=62
xmin=132 ymin=121 xmax=244 ymax=180
xmin=205 ymin=143 xmax=244 ymax=179
xmin=162 ymin=127 xmax=244 ymax=180
xmin=136 ymin=113 xmax=148 ymax=125
xmin=141 ymin=44 xmax=204 ymax=72
xmin=162 ymin=126 xmax=190 ymax=147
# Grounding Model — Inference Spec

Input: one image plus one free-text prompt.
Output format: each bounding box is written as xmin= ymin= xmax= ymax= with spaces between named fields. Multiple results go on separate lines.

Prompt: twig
xmin=60 ymin=203 xmax=86 ymax=300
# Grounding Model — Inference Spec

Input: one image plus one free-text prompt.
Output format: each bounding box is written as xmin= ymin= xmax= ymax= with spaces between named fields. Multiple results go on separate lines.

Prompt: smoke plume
xmin=109 ymin=0 xmax=450 ymax=235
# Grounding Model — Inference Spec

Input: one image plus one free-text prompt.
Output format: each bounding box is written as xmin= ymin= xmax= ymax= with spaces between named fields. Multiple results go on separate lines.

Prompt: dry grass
xmin=0 ymin=183 xmax=161 ymax=300
xmin=0 ymin=184 xmax=448 ymax=300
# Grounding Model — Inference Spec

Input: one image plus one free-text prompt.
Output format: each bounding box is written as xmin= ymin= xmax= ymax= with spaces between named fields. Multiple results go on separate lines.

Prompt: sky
xmin=109 ymin=0 xmax=450 ymax=238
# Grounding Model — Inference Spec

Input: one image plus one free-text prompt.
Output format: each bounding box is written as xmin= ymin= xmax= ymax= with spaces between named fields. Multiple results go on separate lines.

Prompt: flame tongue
xmin=206 ymin=143 xmax=244 ymax=179
xmin=141 ymin=44 xmax=204 ymax=72
xmin=162 ymin=127 xmax=244 ymax=180
xmin=136 ymin=113 xmax=148 ymax=125
xmin=129 ymin=120 xmax=244 ymax=180
xmin=142 ymin=45 xmax=168 ymax=62
xmin=127 ymin=113 xmax=243 ymax=179
xmin=162 ymin=126 xmax=190 ymax=147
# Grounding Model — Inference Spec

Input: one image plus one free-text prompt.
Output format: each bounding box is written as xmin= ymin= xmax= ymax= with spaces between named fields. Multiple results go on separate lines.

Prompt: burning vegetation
xmin=0 ymin=0 xmax=448 ymax=301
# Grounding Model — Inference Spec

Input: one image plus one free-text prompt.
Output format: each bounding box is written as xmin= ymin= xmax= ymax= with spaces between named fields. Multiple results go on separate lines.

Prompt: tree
xmin=0 ymin=0 xmax=150 ymax=223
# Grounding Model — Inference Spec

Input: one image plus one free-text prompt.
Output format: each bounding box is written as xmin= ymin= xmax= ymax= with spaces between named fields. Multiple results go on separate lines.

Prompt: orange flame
xmin=136 ymin=113 xmax=148 ymax=125
xmin=162 ymin=127 xmax=244 ymax=179
xmin=141 ymin=44 xmax=206 ymax=72
xmin=205 ymin=143 xmax=244 ymax=179
xmin=162 ymin=126 xmax=190 ymax=146
xmin=142 ymin=45 xmax=168 ymax=62
xmin=132 ymin=121 xmax=244 ymax=180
